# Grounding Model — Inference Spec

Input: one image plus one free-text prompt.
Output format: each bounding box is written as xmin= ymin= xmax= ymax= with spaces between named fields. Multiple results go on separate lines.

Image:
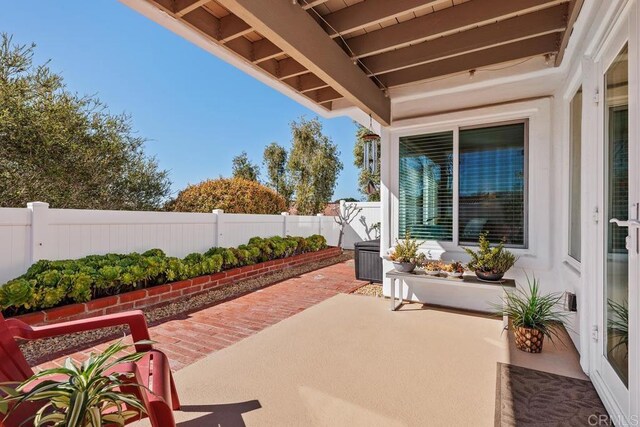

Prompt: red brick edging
xmin=16 ymin=247 xmax=342 ymax=326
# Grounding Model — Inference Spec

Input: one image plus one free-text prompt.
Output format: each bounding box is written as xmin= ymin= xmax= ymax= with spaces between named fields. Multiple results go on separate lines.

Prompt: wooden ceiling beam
xmin=362 ymin=5 xmax=568 ymax=76
xmin=322 ymin=0 xmax=449 ymax=38
xmin=378 ymin=33 xmax=560 ymax=87
xmin=181 ymin=7 xmax=221 ymax=41
xmin=313 ymin=87 xmax=343 ymax=103
xmin=276 ymin=58 xmax=308 ymax=79
xmin=216 ymin=0 xmax=390 ymax=124
xmin=300 ymin=0 xmax=329 ymax=10
xmin=252 ymin=39 xmax=283 ymax=63
xmin=175 ymin=0 xmax=211 ymax=17
xmin=283 ymin=73 xmax=328 ymax=93
xmin=348 ymin=0 xmax=568 ymax=59
xmin=219 ymin=14 xmax=252 ymax=42
xmin=555 ymin=0 xmax=584 ymax=65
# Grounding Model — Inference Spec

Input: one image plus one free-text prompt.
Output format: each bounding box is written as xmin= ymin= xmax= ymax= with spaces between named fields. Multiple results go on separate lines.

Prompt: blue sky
xmin=1 ymin=0 xmax=360 ymax=200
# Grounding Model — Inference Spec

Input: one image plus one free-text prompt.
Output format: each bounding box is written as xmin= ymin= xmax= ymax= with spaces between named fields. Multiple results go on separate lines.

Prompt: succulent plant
xmin=463 ymin=232 xmax=517 ymax=275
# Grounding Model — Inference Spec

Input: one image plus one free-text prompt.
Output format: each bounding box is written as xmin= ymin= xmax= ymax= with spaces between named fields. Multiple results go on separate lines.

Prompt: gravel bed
xmin=20 ymin=251 xmax=354 ymax=366
xmin=352 ymin=283 xmax=383 ymax=298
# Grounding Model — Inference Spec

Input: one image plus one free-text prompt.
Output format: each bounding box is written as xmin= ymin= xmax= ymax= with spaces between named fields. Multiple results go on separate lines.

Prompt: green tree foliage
xmin=171 ymin=177 xmax=287 ymax=214
xmin=0 ymin=34 xmax=171 ymax=210
xmin=232 ymin=151 xmax=260 ymax=181
xmin=353 ymin=124 xmax=381 ymax=201
xmin=262 ymin=142 xmax=293 ymax=204
xmin=288 ymin=117 xmax=343 ymax=215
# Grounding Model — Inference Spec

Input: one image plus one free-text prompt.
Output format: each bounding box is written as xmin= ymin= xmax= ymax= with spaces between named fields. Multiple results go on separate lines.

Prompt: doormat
xmin=495 ymin=363 xmax=608 ymax=426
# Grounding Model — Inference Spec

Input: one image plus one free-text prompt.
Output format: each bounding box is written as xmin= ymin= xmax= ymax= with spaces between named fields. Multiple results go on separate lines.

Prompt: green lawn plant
xmin=0 ymin=235 xmax=328 ymax=316
xmin=0 ymin=340 xmax=148 ymax=427
xmin=497 ymin=275 xmax=567 ymax=344
xmin=463 ymin=232 xmax=517 ymax=275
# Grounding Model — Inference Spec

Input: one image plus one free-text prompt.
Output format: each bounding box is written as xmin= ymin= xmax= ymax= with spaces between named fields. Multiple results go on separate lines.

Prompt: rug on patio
xmin=495 ymin=362 xmax=608 ymax=426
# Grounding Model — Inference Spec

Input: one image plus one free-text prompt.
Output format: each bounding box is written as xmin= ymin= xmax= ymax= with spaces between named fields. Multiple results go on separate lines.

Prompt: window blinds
xmin=399 ymin=131 xmax=454 ymax=241
xmin=458 ymin=123 xmax=526 ymax=247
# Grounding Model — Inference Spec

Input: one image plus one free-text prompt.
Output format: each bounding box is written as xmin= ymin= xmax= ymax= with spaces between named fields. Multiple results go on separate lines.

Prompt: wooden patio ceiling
xmin=143 ymin=0 xmax=584 ymax=125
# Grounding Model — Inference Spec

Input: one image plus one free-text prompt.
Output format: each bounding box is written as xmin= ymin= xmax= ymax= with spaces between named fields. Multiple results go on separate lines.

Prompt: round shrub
xmin=171 ymin=178 xmax=287 ymax=214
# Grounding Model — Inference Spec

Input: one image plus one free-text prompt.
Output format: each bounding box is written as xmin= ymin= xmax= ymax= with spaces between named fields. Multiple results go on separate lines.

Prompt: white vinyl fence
xmin=0 ymin=201 xmax=380 ymax=284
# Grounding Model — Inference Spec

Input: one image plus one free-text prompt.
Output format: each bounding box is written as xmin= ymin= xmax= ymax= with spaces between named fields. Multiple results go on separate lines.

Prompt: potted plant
xmin=463 ymin=232 xmax=517 ymax=281
xmin=497 ymin=275 xmax=567 ymax=353
xmin=423 ymin=261 xmax=441 ymax=276
xmin=443 ymin=261 xmax=465 ymax=278
xmin=0 ymin=340 xmax=148 ymax=426
xmin=388 ymin=232 xmax=424 ymax=273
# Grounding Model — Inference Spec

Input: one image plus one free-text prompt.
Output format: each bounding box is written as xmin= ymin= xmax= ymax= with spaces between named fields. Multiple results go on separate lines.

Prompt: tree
xmin=232 ymin=151 xmax=260 ymax=181
xmin=171 ymin=178 xmax=286 ymax=214
xmin=334 ymin=202 xmax=362 ymax=248
xmin=262 ymin=142 xmax=293 ymax=205
xmin=353 ymin=125 xmax=381 ymax=202
xmin=0 ymin=34 xmax=171 ymax=210
xmin=288 ymin=117 xmax=343 ymax=215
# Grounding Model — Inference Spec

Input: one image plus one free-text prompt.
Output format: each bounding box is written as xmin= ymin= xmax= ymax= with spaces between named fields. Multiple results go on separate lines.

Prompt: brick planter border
xmin=16 ymin=247 xmax=343 ymax=326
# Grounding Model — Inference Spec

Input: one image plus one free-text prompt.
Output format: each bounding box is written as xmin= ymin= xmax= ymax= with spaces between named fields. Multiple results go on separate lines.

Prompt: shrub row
xmin=0 ymin=235 xmax=328 ymax=316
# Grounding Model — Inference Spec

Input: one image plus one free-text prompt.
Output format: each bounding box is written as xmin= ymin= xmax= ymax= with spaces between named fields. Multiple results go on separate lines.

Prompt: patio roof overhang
xmin=124 ymin=0 xmax=584 ymax=126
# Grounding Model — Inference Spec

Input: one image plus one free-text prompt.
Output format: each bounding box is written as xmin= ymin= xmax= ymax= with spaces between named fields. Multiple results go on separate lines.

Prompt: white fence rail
xmin=0 ymin=201 xmax=379 ymax=284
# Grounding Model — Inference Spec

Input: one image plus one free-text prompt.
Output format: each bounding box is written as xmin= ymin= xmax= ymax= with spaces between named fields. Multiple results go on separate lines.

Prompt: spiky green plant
xmin=389 ymin=232 xmax=424 ymax=263
xmin=496 ymin=275 xmax=567 ymax=343
xmin=463 ymin=232 xmax=517 ymax=274
xmin=607 ymin=299 xmax=628 ymax=353
xmin=0 ymin=340 xmax=149 ymax=427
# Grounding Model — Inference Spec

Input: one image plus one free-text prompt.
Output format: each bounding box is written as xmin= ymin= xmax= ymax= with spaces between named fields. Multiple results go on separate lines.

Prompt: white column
xmin=379 ymin=127 xmax=392 ymax=256
xmin=27 ymin=201 xmax=50 ymax=263
xmin=212 ymin=209 xmax=224 ymax=247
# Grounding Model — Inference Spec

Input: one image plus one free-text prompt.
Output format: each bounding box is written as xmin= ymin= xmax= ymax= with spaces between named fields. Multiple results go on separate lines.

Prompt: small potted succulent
xmin=444 ymin=261 xmax=465 ymax=278
xmin=496 ymin=275 xmax=567 ymax=353
xmin=423 ymin=261 xmax=441 ymax=276
xmin=388 ymin=232 xmax=424 ymax=273
xmin=463 ymin=232 xmax=517 ymax=282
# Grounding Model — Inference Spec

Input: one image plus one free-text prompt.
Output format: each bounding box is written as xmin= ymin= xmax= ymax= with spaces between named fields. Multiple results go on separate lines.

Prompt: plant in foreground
xmin=0 ymin=340 xmax=149 ymax=426
xmin=495 ymin=275 xmax=567 ymax=353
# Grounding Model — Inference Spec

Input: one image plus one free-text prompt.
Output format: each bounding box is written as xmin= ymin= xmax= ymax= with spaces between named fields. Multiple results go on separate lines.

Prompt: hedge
xmin=170 ymin=178 xmax=287 ymax=214
xmin=0 ymin=235 xmax=328 ymax=316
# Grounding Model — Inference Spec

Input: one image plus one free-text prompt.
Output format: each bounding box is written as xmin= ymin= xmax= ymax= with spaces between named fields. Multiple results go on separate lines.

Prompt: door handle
xmin=609 ymin=218 xmax=640 ymax=228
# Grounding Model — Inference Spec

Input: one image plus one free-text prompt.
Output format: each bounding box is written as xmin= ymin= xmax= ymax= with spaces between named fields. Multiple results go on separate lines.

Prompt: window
xmin=569 ymin=89 xmax=582 ymax=262
xmin=399 ymin=132 xmax=453 ymax=241
xmin=459 ymin=123 xmax=526 ymax=247
xmin=398 ymin=121 xmax=527 ymax=248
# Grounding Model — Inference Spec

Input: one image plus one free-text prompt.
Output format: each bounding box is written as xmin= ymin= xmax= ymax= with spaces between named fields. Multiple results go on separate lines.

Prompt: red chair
xmin=0 ymin=310 xmax=180 ymax=427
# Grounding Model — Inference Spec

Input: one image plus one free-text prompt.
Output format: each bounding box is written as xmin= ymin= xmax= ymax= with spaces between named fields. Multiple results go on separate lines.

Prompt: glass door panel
xmin=604 ymin=44 xmax=629 ymax=388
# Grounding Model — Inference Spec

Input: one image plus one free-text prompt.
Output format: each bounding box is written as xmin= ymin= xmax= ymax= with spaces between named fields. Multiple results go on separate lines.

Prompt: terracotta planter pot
xmin=514 ymin=326 xmax=545 ymax=353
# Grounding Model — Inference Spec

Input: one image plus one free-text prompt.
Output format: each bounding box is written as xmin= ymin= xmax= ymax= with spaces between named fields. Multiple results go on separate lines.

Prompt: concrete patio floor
xmin=135 ymin=292 xmax=585 ymax=427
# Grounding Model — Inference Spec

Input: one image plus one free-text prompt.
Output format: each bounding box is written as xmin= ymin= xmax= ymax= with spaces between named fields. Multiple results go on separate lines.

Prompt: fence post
xmin=281 ymin=212 xmax=289 ymax=237
xmin=27 ymin=201 xmax=50 ymax=263
xmin=212 ymin=209 xmax=224 ymax=247
xmin=316 ymin=213 xmax=324 ymax=236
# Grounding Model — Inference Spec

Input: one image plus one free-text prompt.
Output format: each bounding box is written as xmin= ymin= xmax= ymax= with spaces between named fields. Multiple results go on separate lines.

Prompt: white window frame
xmin=563 ymin=66 xmax=584 ymax=273
xmin=388 ymin=98 xmax=552 ymax=270
xmin=397 ymin=119 xmax=528 ymax=249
